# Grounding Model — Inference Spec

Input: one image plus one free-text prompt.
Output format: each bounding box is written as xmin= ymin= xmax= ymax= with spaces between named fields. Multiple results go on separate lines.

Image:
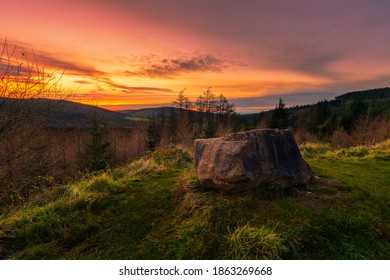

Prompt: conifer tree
xmin=146 ymin=113 xmax=160 ymax=151
xmin=82 ymin=109 xmax=111 ymax=172
xmin=270 ymin=97 xmax=288 ymax=129
xmin=203 ymin=119 xmax=216 ymax=138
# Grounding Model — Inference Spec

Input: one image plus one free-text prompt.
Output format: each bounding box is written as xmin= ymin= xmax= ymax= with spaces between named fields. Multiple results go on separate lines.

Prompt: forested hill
xmin=334 ymin=87 xmax=390 ymax=102
xmin=0 ymin=98 xmax=135 ymax=127
xmin=239 ymin=87 xmax=390 ymax=145
xmin=118 ymin=87 xmax=390 ymax=145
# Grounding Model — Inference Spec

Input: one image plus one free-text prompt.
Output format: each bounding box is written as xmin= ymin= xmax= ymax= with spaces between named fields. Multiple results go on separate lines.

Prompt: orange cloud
xmin=124 ymin=54 xmax=225 ymax=78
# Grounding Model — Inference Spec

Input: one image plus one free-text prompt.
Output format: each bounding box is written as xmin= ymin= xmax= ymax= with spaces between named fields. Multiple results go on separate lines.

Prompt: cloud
xmin=1 ymin=40 xmax=176 ymax=96
xmin=125 ymin=54 xmax=224 ymax=78
xmin=0 ymin=39 xmax=105 ymax=78
xmin=263 ymin=44 xmax=342 ymax=77
xmin=98 ymin=102 xmax=174 ymax=111
xmin=34 ymin=52 xmax=104 ymax=77
xmin=104 ymin=0 xmax=390 ymax=81
xmin=131 ymin=86 xmax=173 ymax=92
xmin=73 ymin=79 xmax=92 ymax=85
xmin=92 ymin=76 xmax=173 ymax=93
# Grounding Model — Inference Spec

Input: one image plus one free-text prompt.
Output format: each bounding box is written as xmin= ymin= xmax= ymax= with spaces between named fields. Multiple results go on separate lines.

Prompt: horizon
xmin=2 ymin=1 xmax=390 ymax=113
xmin=64 ymin=86 xmax=384 ymax=115
xmin=72 ymin=90 xmax=344 ymax=114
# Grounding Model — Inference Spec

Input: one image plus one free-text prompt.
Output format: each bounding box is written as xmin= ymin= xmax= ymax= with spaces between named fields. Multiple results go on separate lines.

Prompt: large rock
xmin=194 ymin=129 xmax=313 ymax=193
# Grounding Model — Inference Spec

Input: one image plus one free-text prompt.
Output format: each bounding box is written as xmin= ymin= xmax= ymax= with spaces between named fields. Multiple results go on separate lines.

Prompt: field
xmin=0 ymin=142 xmax=389 ymax=259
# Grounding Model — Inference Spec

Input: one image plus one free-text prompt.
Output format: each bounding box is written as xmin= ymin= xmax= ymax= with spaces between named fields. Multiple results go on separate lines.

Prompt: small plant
xmin=202 ymin=119 xmax=217 ymax=138
xmin=300 ymin=142 xmax=333 ymax=158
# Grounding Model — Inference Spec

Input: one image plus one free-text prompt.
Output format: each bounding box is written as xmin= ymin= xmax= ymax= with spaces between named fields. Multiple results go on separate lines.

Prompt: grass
xmin=0 ymin=143 xmax=389 ymax=259
xmin=225 ymin=224 xmax=287 ymax=260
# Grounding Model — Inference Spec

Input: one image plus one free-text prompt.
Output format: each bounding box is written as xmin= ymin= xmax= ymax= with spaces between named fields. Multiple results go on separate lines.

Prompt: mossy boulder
xmin=194 ymin=129 xmax=313 ymax=193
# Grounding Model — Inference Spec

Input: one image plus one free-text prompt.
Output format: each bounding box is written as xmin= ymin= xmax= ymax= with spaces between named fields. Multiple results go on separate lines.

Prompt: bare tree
xmin=0 ymin=39 xmax=71 ymax=181
xmin=196 ymin=87 xmax=217 ymax=113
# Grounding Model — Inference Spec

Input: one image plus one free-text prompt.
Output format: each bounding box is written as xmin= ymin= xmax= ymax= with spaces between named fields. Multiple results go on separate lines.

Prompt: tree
xmin=167 ymin=107 xmax=179 ymax=143
xmin=202 ymin=119 xmax=216 ymax=138
xmin=174 ymin=88 xmax=191 ymax=109
xmin=313 ymin=100 xmax=332 ymax=137
xmin=82 ymin=108 xmax=111 ymax=172
xmin=216 ymin=93 xmax=236 ymax=123
xmin=171 ymin=87 xmax=237 ymax=141
xmin=146 ymin=113 xmax=161 ymax=151
xmin=269 ymin=97 xmax=288 ymax=129
xmin=341 ymin=100 xmax=368 ymax=132
xmin=0 ymin=39 xmax=71 ymax=181
xmin=196 ymin=87 xmax=217 ymax=113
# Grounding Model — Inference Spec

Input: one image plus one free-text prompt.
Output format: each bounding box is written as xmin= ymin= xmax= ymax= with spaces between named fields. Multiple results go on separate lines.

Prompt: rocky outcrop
xmin=194 ymin=129 xmax=313 ymax=193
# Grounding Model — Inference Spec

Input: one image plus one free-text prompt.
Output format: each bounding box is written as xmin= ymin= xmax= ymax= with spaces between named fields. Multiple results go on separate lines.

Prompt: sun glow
xmin=2 ymin=1 xmax=389 ymax=112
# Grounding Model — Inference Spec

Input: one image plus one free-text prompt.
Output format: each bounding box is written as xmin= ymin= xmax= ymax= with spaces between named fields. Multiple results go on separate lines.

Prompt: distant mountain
xmin=119 ymin=107 xmax=183 ymax=120
xmin=0 ymin=98 xmax=136 ymax=127
xmin=48 ymin=100 xmax=136 ymax=127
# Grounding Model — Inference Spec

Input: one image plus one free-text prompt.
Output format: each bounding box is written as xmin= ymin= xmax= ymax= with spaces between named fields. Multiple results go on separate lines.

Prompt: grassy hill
xmin=0 ymin=143 xmax=389 ymax=260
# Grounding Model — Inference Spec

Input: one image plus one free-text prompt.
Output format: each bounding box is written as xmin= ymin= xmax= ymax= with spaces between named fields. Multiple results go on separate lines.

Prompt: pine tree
xmin=83 ymin=109 xmax=111 ymax=172
xmin=270 ymin=97 xmax=288 ymax=129
xmin=203 ymin=119 xmax=216 ymax=138
xmin=146 ymin=113 xmax=160 ymax=151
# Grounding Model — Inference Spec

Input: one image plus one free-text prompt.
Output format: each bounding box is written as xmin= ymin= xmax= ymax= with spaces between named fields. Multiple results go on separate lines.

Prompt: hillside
xmin=1 ymin=144 xmax=389 ymax=260
xmin=48 ymin=99 xmax=135 ymax=127
xmin=0 ymin=98 xmax=135 ymax=127
xmin=120 ymin=107 xmax=180 ymax=117
xmin=119 ymin=107 xmax=188 ymax=121
xmin=334 ymin=87 xmax=390 ymax=102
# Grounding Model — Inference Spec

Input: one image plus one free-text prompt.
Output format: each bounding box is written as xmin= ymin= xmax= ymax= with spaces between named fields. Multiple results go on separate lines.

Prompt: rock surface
xmin=194 ymin=129 xmax=313 ymax=193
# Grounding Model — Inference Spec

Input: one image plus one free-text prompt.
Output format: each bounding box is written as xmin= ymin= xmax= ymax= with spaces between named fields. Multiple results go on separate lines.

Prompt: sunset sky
xmin=2 ymin=0 xmax=390 ymax=113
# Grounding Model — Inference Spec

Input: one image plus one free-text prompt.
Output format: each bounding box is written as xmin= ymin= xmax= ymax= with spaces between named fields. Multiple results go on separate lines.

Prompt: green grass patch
xmin=0 ymin=143 xmax=389 ymax=259
xmin=225 ymin=224 xmax=287 ymax=260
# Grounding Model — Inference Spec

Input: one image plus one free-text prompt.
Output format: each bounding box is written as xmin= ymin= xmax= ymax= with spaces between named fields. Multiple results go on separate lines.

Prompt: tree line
xmin=145 ymin=87 xmax=237 ymax=150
